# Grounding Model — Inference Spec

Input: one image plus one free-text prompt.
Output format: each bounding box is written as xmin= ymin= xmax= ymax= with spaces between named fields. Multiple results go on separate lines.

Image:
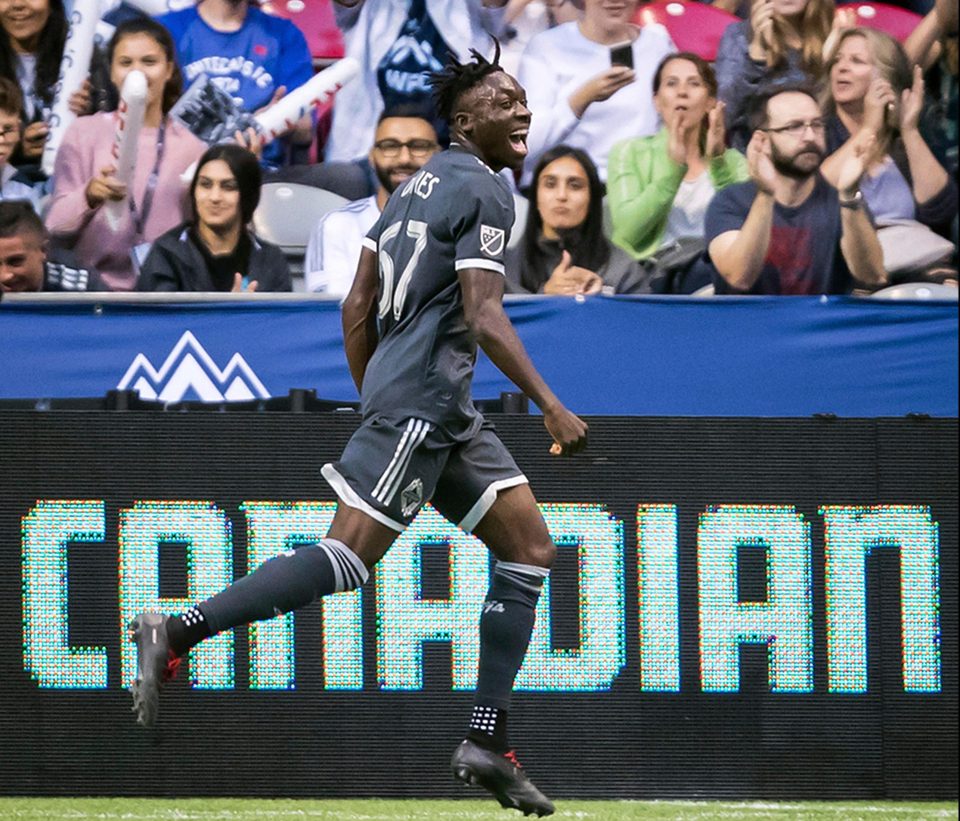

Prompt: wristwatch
xmin=839 ymin=190 xmax=863 ymax=209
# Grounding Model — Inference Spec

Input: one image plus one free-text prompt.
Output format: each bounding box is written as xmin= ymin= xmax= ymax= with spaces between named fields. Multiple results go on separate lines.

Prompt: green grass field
xmin=0 ymin=799 xmax=956 ymax=821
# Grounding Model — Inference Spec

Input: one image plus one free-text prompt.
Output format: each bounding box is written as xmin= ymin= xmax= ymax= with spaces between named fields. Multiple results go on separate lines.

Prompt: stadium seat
xmin=632 ymin=2 xmax=738 ymax=61
xmin=253 ymin=183 xmax=349 ymax=285
xmin=869 ymin=282 xmax=959 ymax=300
xmin=835 ymin=2 xmax=922 ymax=41
xmin=260 ymin=0 xmax=345 ymax=64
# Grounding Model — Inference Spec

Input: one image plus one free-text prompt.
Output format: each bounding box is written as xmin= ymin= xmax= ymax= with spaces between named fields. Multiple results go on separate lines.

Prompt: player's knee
xmin=521 ymin=538 xmax=556 ymax=571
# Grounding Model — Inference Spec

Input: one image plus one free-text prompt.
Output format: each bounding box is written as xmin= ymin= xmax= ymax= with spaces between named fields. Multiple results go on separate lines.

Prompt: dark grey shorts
xmin=321 ymin=416 xmax=526 ymax=532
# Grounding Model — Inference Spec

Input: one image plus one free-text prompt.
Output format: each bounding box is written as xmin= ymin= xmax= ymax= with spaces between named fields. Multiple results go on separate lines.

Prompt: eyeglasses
xmin=762 ymin=119 xmax=827 ymax=137
xmin=374 ymin=139 xmax=438 ymax=158
xmin=0 ymin=125 xmax=20 ymax=141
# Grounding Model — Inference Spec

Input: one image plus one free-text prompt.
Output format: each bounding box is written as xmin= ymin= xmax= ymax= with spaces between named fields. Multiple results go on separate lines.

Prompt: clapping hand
xmin=705 ymin=101 xmax=727 ymax=159
xmin=667 ymin=111 xmax=695 ymax=165
xmin=899 ymin=64 xmax=925 ymax=134
xmin=746 ymin=130 xmax=777 ymax=195
xmin=837 ymin=133 xmax=875 ymax=197
xmin=748 ymin=0 xmax=775 ymax=62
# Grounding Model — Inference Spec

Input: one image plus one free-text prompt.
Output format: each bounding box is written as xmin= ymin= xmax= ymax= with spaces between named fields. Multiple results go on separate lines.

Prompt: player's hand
xmin=85 ymin=165 xmax=127 ymax=208
xmin=231 ymin=273 xmax=259 ymax=293
xmin=20 ymin=120 xmax=49 ymax=160
xmin=705 ymin=101 xmax=727 ymax=159
xmin=569 ymin=67 xmax=635 ymax=118
xmin=544 ymin=404 xmax=588 ymax=456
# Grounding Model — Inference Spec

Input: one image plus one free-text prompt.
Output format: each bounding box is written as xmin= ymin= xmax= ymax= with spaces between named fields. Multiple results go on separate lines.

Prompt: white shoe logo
xmin=117 ymin=331 xmax=270 ymax=403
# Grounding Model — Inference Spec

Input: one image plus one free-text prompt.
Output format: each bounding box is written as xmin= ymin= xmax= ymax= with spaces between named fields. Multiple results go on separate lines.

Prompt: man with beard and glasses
xmin=304 ymin=106 xmax=438 ymax=296
xmin=701 ymin=84 xmax=888 ymax=294
xmin=128 ymin=46 xmax=586 ymax=817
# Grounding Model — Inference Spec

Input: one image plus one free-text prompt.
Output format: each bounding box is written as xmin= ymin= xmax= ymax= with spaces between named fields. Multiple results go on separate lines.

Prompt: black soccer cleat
xmin=128 ymin=612 xmax=180 ymax=728
xmin=451 ymin=739 xmax=555 ymax=817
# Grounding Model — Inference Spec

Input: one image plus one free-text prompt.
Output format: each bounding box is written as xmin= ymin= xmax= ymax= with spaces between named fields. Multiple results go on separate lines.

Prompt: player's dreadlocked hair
xmin=430 ymin=39 xmax=503 ymax=125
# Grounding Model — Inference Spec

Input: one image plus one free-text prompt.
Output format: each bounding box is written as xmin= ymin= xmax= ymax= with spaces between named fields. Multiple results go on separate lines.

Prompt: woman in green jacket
xmin=607 ymin=52 xmax=748 ymax=263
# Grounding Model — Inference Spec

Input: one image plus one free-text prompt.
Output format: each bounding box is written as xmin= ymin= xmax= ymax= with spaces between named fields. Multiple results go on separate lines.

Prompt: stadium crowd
xmin=0 ymin=0 xmax=956 ymax=297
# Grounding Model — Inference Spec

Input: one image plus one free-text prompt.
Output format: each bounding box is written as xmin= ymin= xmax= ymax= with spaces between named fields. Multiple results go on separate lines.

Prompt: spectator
xmin=44 ymin=17 xmax=206 ymax=291
xmin=137 ymin=143 xmax=290 ymax=292
xmin=0 ymin=77 xmax=38 ymax=206
xmin=607 ymin=53 xmax=748 ymax=268
xmin=700 ymin=84 xmax=887 ymax=294
xmin=715 ymin=0 xmax=834 ymax=151
xmin=304 ymin=105 xmax=438 ymax=297
xmin=505 ymin=144 xmax=642 ymax=294
xmin=516 ymin=0 xmax=674 ymax=186
xmin=499 ymin=0 xmax=581 ymax=76
xmin=0 ymin=200 xmax=99 ymax=291
xmin=325 ymin=0 xmax=507 ymax=166
xmin=820 ymin=28 xmax=957 ymax=258
xmin=0 ymin=0 xmax=94 ymax=176
xmin=156 ymin=0 xmax=314 ymax=168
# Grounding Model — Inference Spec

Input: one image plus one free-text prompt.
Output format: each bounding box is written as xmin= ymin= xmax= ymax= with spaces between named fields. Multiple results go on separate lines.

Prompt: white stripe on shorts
xmin=373 ymin=418 xmax=430 ymax=505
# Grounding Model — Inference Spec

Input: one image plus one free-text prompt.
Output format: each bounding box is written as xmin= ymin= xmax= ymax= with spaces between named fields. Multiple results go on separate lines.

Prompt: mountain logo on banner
xmin=116 ymin=331 xmax=271 ymax=402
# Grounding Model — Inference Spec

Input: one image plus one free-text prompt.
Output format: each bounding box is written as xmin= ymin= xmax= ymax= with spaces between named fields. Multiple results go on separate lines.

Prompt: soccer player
xmin=129 ymin=44 xmax=587 ymax=818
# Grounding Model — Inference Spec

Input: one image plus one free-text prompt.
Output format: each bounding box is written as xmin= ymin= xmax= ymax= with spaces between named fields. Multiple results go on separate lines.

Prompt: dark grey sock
xmin=197 ymin=539 xmax=368 ymax=635
xmin=474 ymin=561 xmax=548 ymax=711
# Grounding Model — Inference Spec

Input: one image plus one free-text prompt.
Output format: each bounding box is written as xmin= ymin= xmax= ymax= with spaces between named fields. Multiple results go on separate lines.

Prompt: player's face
xmin=830 ymin=35 xmax=874 ymax=105
xmin=765 ymin=92 xmax=826 ymax=179
xmin=110 ymin=33 xmax=174 ymax=114
xmin=194 ymin=159 xmax=243 ymax=232
xmin=465 ymin=71 xmax=531 ymax=172
xmin=654 ymin=58 xmax=715 ymax=128
xmin=537 ymin=155 xmax=591 ymax=239
xmin=370 ymin=117 xmax=439 ymax=194
xmin=0 ymin=233 xmax=45 ymax=293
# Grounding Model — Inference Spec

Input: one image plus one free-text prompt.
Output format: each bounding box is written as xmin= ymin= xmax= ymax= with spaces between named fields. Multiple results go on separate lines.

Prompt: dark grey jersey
xmin=360 ymin=146 xmax=514 ymax=436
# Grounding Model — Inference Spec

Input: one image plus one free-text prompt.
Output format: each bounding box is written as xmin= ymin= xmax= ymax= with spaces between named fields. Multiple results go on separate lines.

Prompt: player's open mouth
xmin=509 ymin=130 xmax=528 ymax=155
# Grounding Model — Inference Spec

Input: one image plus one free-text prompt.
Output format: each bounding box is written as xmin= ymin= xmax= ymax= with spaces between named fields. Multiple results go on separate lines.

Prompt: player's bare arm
xmin=341 ymin=246 xmax=380 ymax=393
xmin=459 ymin=266 xmax=588 ymax=456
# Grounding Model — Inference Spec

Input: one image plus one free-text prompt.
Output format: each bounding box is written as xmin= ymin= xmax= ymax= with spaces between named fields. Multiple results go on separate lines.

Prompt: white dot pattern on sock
xmin=180 ymin=607 xmax=205 ymax=627
xmin=470 ymin=705 xmax=500 ymax=735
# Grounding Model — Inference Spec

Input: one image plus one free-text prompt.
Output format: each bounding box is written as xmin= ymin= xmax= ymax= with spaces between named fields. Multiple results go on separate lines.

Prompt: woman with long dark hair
xmin=0 ymin=0 xmax=99 ymax=172
xmin=138 ymin=143 xmax=291 ymax=292
xmin=506 ymin=144 xmax=640 ymax=295
xmin=44 ymin=17 xmax=206 ymax=290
